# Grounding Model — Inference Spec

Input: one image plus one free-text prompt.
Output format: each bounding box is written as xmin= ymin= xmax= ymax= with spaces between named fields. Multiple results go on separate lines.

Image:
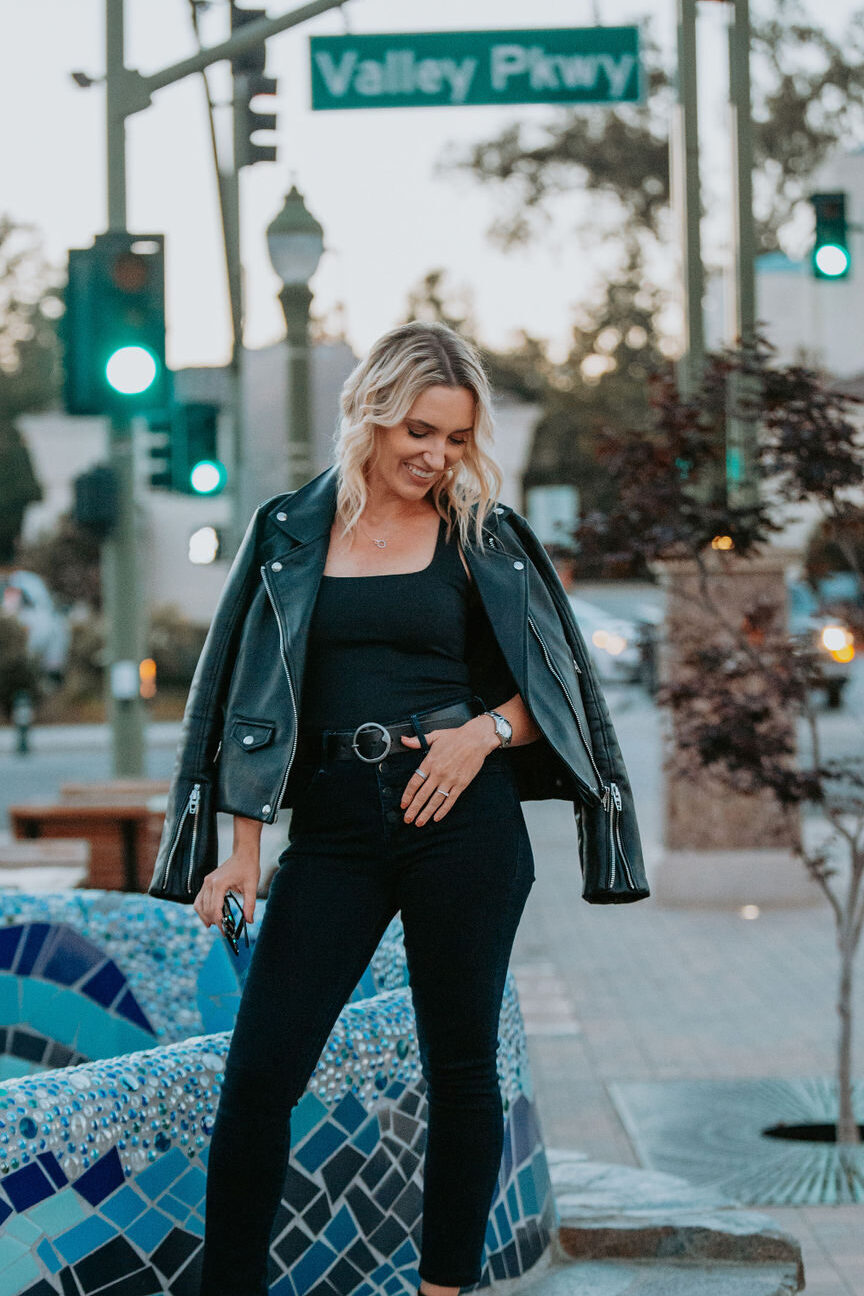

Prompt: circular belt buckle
xmin=351 ymin=721 xmax=392 ymax=764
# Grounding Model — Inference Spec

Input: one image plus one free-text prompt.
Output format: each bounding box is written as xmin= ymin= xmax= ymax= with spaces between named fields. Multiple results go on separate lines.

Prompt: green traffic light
xmin=105 ymin=345 xmax=159 ymax=395
xmin=814 ymin=243 xmax=850 ymax=278
xmin=189 ymin=459 xmax=227 ymax=495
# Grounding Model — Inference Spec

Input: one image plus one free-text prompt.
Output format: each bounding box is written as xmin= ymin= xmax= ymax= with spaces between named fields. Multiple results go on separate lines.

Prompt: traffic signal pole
xmin=725 ymin=0 xmax=759 ymax=510
xmin=100 ymin=0 xmax=349 ymax=774
xmin=104 ymin=0 xmax=145 ymax=774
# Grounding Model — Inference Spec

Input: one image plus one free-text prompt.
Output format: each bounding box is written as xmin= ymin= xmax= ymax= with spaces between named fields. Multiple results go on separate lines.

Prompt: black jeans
xmin=199 ymin=737 xmax=535 ymax=1294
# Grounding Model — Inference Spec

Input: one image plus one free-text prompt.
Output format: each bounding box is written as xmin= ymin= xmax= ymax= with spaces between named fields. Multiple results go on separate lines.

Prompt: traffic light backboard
xmin=810 ymin=192 xmax=851 ymax=280
xmin=63 ymin=232 xmax=167 ymax=415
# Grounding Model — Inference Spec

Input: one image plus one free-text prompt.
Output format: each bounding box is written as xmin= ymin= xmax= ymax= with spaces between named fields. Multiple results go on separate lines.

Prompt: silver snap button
xmin=276 ymin=512 xmax=287 ymax=521
xmin=243 ymin=735 xmax=254 ymax=745
xmin=271 ymin=561 xmax=283 ymax=572
xmin=262 ymin=803 xmax=271 ymax=815
xmin=494 ymin=506 xmax=504 ymax=514
xmin=513 ymin=561 xmax=524 ymax=570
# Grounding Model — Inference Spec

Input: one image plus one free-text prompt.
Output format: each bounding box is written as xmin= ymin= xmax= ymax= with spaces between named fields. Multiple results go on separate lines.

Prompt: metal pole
xmin=671 ymin=0 xmax=705 ymax=401
xmin=279 ymin=286 xmax=315 ymax=490
xmin=104 ymin=0 xmax=145 ymax=776
xmin=726 ymin=0 xmax=760 ymax=508
xmin=226 ymin=87 xmax=248 ymax=547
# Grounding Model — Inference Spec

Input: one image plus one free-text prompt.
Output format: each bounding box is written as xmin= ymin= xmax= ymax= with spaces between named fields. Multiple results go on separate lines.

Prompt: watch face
xmin=494 ymin=713 xmax=513 ymax=745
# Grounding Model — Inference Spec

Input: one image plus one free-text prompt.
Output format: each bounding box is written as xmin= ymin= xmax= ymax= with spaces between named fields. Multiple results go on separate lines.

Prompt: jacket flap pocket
xmin=230 ymin=718 xmax=276 ymax=751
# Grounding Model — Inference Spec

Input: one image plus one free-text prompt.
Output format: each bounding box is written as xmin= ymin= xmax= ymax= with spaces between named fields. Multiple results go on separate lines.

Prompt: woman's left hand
xmin=399 ymin=717 xmax=499 ymax=825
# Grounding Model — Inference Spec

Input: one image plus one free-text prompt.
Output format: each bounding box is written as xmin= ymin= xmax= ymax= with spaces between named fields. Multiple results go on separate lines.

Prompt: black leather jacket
xmin=148 ymin=465 xmax=647 ymax=903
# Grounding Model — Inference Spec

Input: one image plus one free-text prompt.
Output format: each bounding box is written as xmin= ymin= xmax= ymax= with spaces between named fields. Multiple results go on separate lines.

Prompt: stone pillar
xmin=652 ymin=549 xmax=821 ymax=907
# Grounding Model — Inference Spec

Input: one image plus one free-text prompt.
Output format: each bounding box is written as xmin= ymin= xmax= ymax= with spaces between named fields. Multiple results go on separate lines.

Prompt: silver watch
xmin=483 ymin=710 xmax=513 ymax=748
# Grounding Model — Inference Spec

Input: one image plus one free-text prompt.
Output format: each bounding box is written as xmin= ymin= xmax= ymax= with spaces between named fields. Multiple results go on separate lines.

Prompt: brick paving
xmin=512 ymin=688 xmax=864 ymax=1295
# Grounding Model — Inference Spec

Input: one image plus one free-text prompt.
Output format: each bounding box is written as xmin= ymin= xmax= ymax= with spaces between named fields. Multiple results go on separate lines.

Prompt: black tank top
xmin=299 ymin=515 xmax=475 ymax=732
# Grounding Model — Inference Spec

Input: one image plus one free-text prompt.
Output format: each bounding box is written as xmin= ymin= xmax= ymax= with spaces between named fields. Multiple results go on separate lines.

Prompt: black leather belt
xmin=301 ymin=698 xmax=482 ymax=765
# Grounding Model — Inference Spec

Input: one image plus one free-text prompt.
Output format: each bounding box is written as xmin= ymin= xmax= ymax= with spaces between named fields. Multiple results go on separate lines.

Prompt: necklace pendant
xmin=373 ymin=538 xmax=387 ymax=549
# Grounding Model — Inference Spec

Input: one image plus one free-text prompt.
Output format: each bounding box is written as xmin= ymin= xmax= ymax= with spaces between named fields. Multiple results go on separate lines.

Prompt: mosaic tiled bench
xmin=0 ymin=891 xmax=555 ymax=1294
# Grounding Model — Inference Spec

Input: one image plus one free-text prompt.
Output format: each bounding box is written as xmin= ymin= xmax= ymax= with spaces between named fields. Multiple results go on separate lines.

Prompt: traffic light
xmin=146 ymin=408 xmax=175 ymax=491
xmin=180 ymin=403 xmax=227 ymax=495
xmin=231 ymin=5 xmax=278 ymax=168
xmin=63 ymin=232 xmax=167 ymax=415
xmin=72 ymin=464 xmax=120 ymax=538
xmin=810 ymin=192 xmax=851 ymax=279
xmin=230 ymin=4 xmax=267 ymax=73
xmin=145 ymin=403 xmax=226 ymax=495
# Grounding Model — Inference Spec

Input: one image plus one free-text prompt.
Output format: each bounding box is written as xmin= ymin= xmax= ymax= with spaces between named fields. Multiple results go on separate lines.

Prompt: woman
xmin=150 ymin=320 xmax=648 ymax=1295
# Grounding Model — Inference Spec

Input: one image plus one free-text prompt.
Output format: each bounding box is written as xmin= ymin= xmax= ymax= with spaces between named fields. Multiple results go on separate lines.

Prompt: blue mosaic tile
xmin=16 ymin=925 xmax=50 ymax=977
xmin=114 ymin=987 xmax=155 ymax=1034
xmin=295 ymin=1119 xmax=346 ymax=1174
xmin=293 ymin=1239 xmax=340 ymax=1289
xmin=36 ymin=1236 xmax=62 ymax=1274
xmin=0 ymin=1232 xmax=30 ymax=1268
xmin=126 ymin=1206 xmax=175 ymax=1252
xmin=40 ymin=927 xmax=102 ymax=987
xmin=291 ymin=1092 xmax=329 ymax=1145
xmin=136 ymin=1147 xmax=188 ymax=1198
xmin=72 ymin=1148 xmax=125 ymax=1207
xmin=331 ymin=1091 xmax=367 ymax=1135
xmin=36 ymin=1152 xmax=67 ymax=1190
xmin=81 ymin=959 xmax=126 ymax=1008
xmin=323 ymin=1203 xmax=357 ymax=1251
xmin=101 ymin=1184 xmax=147 ymax=1229
xmin=159 ymin=1192 xmax=192 ymax=1223
xmin=0 ymin=1250 xmax=40 ymax=1288
xmin=2 ymin=1162 xmax=55 ymax=1211
xmin=0 ymin=926 xmax=24 ymax=970
xmin=25 ymin=1187 xmax=87 ymax=1237
xmin=171 ymin=1166 xmax=206 ymax=1208
xmin=53 ymin=1212 xmax=116 ymax=1264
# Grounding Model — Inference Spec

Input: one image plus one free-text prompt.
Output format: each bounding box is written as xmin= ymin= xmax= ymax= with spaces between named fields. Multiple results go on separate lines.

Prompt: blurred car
xmin=567 ymin=594 xmax=643 ymax=685
xmin=786 ymin=572 xmax=858 ymax=709
xmin=0 ymin=570 xmax=70 ymax=680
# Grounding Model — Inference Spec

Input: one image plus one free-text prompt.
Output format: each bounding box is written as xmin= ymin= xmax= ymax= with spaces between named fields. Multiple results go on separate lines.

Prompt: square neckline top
xmin=321 ymin=514 xmax=448 ymax=581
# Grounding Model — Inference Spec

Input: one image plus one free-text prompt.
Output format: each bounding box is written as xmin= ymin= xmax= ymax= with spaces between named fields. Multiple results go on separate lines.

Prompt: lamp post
xmin=266 ymin=185 xmax=325 ymax=491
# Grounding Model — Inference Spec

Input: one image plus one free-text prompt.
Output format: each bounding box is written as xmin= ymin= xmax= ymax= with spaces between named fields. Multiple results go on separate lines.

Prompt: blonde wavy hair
xmin=333 ymin=320 xmax=503 ymax=549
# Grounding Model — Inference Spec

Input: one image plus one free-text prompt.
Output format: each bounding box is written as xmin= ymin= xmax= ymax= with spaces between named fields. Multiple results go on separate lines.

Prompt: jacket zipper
xmin=153 ymin=780 xmax=202 ymax=891
xmin=528 ymin=615 xmax=606 ymax=796
xmin=261 ymin=565 xmax=299 ymax=820
xmin=185 ymin=783 xmax=202 ymax=894
xmin=609 ymin=781 xmax=637 ymax=889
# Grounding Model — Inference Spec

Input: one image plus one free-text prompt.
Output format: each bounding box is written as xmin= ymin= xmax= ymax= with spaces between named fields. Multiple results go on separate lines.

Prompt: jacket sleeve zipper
xmin=528 ymin=615 xmax=606 ymax=796
xmin=261 ymin=565 xmax=299 ymax=820
xmin=153 ymin=780 xmax=202 ymax=892
xmin=185 ymin=782 xmax=202 ymax=893
xmin=609 ymin=781 xmax=637 ymax=889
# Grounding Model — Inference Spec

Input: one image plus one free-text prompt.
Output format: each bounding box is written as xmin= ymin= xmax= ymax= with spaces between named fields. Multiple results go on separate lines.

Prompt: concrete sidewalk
xmin=512 ymin=690 xmax=864 ymax=1296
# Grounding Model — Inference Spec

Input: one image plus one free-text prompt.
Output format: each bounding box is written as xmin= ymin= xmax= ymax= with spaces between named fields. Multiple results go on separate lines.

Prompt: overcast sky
xmin=1 ymin=0 xmax=857 ymax=369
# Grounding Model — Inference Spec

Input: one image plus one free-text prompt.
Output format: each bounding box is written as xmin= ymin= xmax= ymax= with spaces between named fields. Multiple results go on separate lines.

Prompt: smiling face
xmin=366 ymin=384 xmax=476 ymax=507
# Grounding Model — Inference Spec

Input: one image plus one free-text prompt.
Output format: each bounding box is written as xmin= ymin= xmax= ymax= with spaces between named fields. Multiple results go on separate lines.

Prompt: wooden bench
xmin=0 ymin=839 xmax=91 ymax=891
xmin=9 ymin=784 xmax=167 ymax=893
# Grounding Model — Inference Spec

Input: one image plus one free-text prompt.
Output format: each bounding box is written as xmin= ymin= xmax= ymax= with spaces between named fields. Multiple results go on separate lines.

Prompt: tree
xmin=0 ymin=215 xmax=63 ymax=564
xmin=575 ymin=339 xmax=864 ymax=1145
xmin=447 ymin=2 xmax=864 ymax=260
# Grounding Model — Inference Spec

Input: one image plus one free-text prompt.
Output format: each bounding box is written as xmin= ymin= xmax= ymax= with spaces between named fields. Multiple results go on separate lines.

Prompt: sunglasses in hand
xmin=221 ymin=890 xmax=250 ymax=956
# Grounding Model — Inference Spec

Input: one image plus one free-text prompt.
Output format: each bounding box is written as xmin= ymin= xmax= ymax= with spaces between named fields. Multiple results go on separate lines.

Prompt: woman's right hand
xmin=193 ymin=851 xmax=260 ymax=932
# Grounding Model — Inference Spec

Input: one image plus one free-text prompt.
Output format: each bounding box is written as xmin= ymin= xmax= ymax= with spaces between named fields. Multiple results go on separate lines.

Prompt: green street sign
xmin=309 ymin=27 xmax=641 ymax=111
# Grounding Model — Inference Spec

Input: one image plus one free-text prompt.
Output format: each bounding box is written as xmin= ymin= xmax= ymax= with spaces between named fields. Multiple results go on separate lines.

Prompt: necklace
xmin=358 ymin=517 xmax=391 ymax=549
